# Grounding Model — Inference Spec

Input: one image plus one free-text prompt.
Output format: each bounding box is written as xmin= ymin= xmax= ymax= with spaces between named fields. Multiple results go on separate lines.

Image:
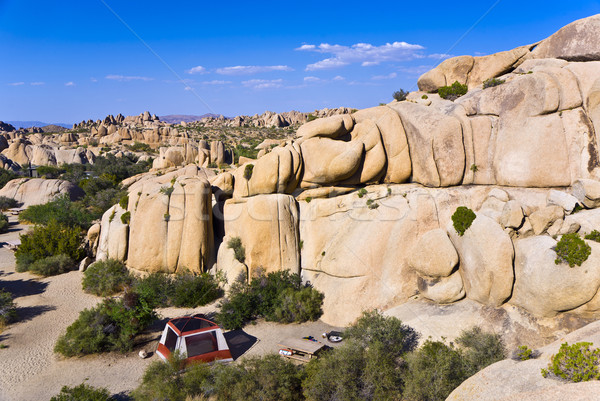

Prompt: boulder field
xmin=95 ymin=15 xmax=600 ymax=343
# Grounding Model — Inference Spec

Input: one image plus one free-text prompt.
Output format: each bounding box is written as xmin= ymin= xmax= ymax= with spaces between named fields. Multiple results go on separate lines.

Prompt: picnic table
xmin=277 ymin=337 xmax=326 ymax=363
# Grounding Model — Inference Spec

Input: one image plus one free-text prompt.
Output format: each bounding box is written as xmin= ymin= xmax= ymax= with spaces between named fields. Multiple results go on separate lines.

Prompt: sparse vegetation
xmin=82 ymin=259 xmax=134 ymax=296
xmin=0 ymin=213 xmax=8 ymax=234
xmin=541 ymin=342 xmax=600 ymax=382
xmin=483 ymin=78 xmax=505 ymax=89
xmin=585 ymin=230 xmax=600 ymax=242
xmin=554 ymin=233 xmax=591 ymax=267
xmin=393 ymin=89 xmax=409 ymax=101
xmin=120 ymin=211 xmax=130 ymax=225
xmin=228 ymin=236 xmax=246 ymax=264
xmin=438 ymin=81 xmax=468 ymax=101
xmin=470 ymin=164 xmax=479 ymax=172
xmin=244 ymin=164 xmax=254 ymax=180
xmin=0 ymin=196 xmax=19 ymax=210
xmin=216 ymin=270 xmax=323 ymax=330
xmin=28 ymin=254 xmax=76 ymax=276
xmin=54 ymin=290 xmax=156 ymax=356
xmin=19 ymin=195 xmax=93 ymax=230
xmin=50 ymin=383 xmax=113 ymax=401
xmin=421 ymin=94 xmax=428 ymax=99
xmin=452 ymin=206 xmax=476 ymax=236
xmin=357 ymin=188 xmax=367 ymax=198
xmin=0 ymin=289 xmax=17 ymax=328
xmin=515 ymin=345 xmax=534 ymax=361
xmin=307 ymin=113 xmax=318 ymax=122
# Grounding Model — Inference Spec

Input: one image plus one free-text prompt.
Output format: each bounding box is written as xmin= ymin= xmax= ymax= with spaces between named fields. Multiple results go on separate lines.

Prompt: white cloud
xmin=8 ymin=82 xmax=24 ymax=86
xmin=200 ymin=80 xmax=232 ymax=85
xmin=428 ymin=53 xmax=452 ymax=60
xmin=242 ymin=79 xmax=283 ymax=89
xmin=216 ymin=65 xmax=293 ymax=75
xmin=65 ymin=81 xmax=75 ymax=86
xmin=332 ymin=75 xmax=345 ymax=81
xmin=303 ymin=76 xmax=322 ymax=83
xmin=184 ymin=86 xmax=193 ymax=91
xmin=30 ymin=82 xmax=45 ymax=86
xmin=299 ymin=41 xmax=425 ymax=71
xmin=186 ymin=65 xmax=207 ymax=74
xmin=90 ymin=77 xmax=98 ymax=82
xmin=105 ymin=75 xmax=154 ymax=82
xmin=371 ymin=72 xmax=397 ymax=80
xmin=397 ymin=65 xmax=432 ymax=75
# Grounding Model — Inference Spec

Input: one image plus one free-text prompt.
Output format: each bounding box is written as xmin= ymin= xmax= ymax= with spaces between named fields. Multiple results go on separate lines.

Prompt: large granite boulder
xmin=0 ymin=178 xmax=83 ymax=207
xmin=531 ymin=14 xmax=600 ymax=61
xmin=96 ymin=205 xmax=129 ymax=262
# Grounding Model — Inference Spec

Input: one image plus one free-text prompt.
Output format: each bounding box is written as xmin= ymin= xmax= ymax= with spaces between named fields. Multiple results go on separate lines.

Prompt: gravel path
xmin=0 ymin=216 xmax=340 ymax=401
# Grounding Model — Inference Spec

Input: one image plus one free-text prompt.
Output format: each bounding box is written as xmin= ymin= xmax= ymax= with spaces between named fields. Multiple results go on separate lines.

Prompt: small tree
xmin=452 ymin=206 xmax=476 ymax=236
xmin=393 ymin=89 xmax=409 ymax=101
xmin=555 ymin=233 xmax=591 ymax=267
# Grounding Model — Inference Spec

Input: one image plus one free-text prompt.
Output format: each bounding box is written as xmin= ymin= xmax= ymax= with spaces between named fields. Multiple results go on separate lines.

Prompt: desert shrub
xmin=515 ymin=345 xmax=534 ymax=361
xmin=19 ymin=195 xmax=93 ymax=229
xmin=243 ymin=164 xmax=254 ymax=180
xmin=28 ymin=254 xmax=76 ymax=276
xmin=82 ymin=187 xmax=126 ymax=219
xmin=585 ymin=230 xmax=600 ymax=242
xmin=452 ymin=206 xmax=476 ymax=236
xmin=170 ymin=271 xmax=222 ymax=308
xmin=403 ymin=340 xmax=466 ymax=401
xmin=82 ymin=259 xmax=133 ymax=296
xmin=227 ymin=236 xmax=245 ymax=263
xmin=303 ymin=340 xmax=402 ymax=401
xmin=307 ymin=113 xmax=318 ymax=122
xmin=438 ymin=81 xmax=468 ymax=100
xmin=421 ymin=94 xmax=429 ymax=99
xmin=541 ymin=342 xmax=600 ymax=382
xmin=119 ymin=195 xmax=129 ymax=210
xmin=555 ymin=233 xmax=591 ymax=267
xmin=217 ymin=270 xmax=322 ymax=330
xmin=271 ymin=286 xmax=324 ymax=323
xmin=0 ymin=213 xmax=8 ymax=234
xmin=0 ymin=169 xmax=18 ymax=190
xmin=132 ymin=353 xmax=190 ymax=401
xmin=120 ymin=211 xmax=130 ymax=225
xmin=345 ymin=310 xmax=419 ymax=359
xmin=15 ymin=220 xmax=85 ymax=271
xmin=132 ymin=272 xmax=171 ymax=308
xmin=357 ymin=188 xmax=367 ymax=198
xmin=126 ymin=141 xmax=154 ymax=153
xmin=393 ymin=89 xmax=409 ymax=101
xmin=456 ymin=326 xmax=505 ymax=376
xmin=0 ymin=196 xmax=18 ymax=210
xmin=483 ymin=78 xmax=505 ymax=89
xmin=50 ymin=383 xmax=113 ymax=401
xmin=54 ymin=290 xmax=156 ymax=356
xmin=0 ymin=289 xmax=17 ymax=327
xmin=37 ymin=165 xmax=66 ymax=179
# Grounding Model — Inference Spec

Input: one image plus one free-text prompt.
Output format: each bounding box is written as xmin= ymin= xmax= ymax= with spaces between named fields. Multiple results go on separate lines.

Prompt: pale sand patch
xmin=0 ymin=216 xmax=341 ymax=401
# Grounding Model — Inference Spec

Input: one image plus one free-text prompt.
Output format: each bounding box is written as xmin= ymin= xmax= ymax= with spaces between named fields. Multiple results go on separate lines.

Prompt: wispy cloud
xmin=303 ymin=76 xmax=322 ymax=83
xmin=397 ymin=65 xmax=432 ymax=75
xmin=105 ymin=74 xmax=154 ymax=82
xmin=65 ymin=81 xmax=75 ymax=86
xmin=8 ymin=82 xmax=25 ymax=86
xmin=200 ymin=80 xmax=232 ymax=85
xmin=90 ymin=77 xmax=98 ymax=82
xmin=297 ymin=41 xmax=425 ymax=71
xmin=30 ymin=82 xmax=45 ymax=86
xmin=242 ymin=79 xmax=283 ymax=89
xmin=186 ymin=65 xmax=207 ymax=74
xmin=371 ymin=72 xmax=397 ymax=80
xmin=427 ymin=53 xmax=452 ymax=60
xmin=332 ymin=75 xmax=345 ymax=81
xmin=216 ymin=65 xmax=293 ymax=75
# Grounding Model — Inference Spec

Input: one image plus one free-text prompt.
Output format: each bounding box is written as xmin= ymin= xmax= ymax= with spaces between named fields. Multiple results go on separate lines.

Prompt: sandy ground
xmin=0 ymin=217 xmax=341 ymax=401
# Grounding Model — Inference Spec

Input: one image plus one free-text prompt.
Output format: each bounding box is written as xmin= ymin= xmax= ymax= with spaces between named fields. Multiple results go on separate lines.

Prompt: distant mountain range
xmin=4 ymin=120 xmax=71 ymax=129
xmin=159 ymin=114 xmax=229 ymax=124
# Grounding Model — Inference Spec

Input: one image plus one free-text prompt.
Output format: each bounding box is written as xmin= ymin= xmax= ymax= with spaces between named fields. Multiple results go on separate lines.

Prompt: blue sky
xmin=1 ymin=1 xmax=599 ymax=123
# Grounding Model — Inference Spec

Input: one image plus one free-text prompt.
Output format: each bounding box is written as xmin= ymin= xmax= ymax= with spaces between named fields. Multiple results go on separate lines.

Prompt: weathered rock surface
xmin=96 ymin=205 xmax=129 ymax=262
xmin=408 ymin=228 xmax=458 ymax=277
xmin=531 ymin=14 xmax=600 ymax=61
xmin=0 ymin=178 xmax=83 ymax=207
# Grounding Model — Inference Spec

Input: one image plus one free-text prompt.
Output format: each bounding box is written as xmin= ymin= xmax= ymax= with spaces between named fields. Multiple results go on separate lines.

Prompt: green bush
xmin=357 ymin=188 xmax=367 ymax=198
xmin=585 ymin=230 xmax=600 ymax=242
xmin=243 ymin=164 xmax=254 ymax=180
xmin=403 ymin=340 xmax=466 ymax=401
xmin=0 ymin=196 xmax=18 ymax=210
xmin=0 ymin=169 xmax=18 ymax=191
xmin=15 ymin=220 xmax=85 ymax=272
xmin=37 ymin=165 xmax=66 ymax=179
xmin=307 ymin=113 xmax=318 ymax=122
xmin=456 ymin=326 xmax=505 ymax=377
xmin=119 ymin=195 xmax=129 ymax=210
xmin=132 ymin=272 xmax=171 ymax=309
xmin=19 ymin=195 xmax=93 ymax=229
xmin=227 ymin=236 xmax=246 ymax=264
xmin=54 ymin=291 xmax=156 ymax=356
xmin=0 ymin=213 xmax=8 ymax=234
xmin=50 ymin=383 xmax=113 ymax=401
xmin=452 ymin=206 xmax=476 ymax=236
xmin=271 ymin=286 xmax=324 ymax=323
xmin=82 ymin=259 xmax=133 ymax=296
xmin=483 ymin=78 xmax=505 ymax=89
xmin=516 ymin=345 xmax=533 ymax=361
xmin=126 ymin=142 xmax=154 ymax=153
xmin=120 ymin=211 xmax=130 ymax=225
xmin=393 ymin=89 xmax=409 ymax=101
xmin=438 ymin=81 xmax=468 ymax=100
xmin=217 ymin=270 xmax=323 ymax=330
xmin=345 ymin=310 xmax=419 ymax=359
xmin=541 ymin=342 xmax=600 ymax=382
xmin=28 ymin=254 xmax=76 ymax=276
xmin=555 ymin=233 xmax=591 ymax=267
xmin=0 ymin=289 xmax=17 ymax=327
xmin=132 ymin=353 xmax=304 ymax=401
xmin=170 ymin=271 xmax=223 ymax=308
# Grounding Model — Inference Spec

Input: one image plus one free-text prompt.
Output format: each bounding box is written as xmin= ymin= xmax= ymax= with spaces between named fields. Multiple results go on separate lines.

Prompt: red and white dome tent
xmin=156 ymin=316 xmax=233 ymax=365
